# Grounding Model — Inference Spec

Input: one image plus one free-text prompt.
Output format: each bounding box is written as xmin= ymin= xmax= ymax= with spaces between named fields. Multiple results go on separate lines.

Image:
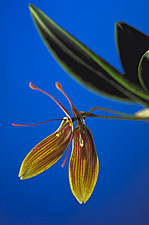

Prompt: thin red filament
xmin=56 ymin=82 xmax=81 ymax=119
xmin=29 ymin=82 xmax=70 ymax=119
xmin=12 ymin=119 xmax=64 ymax=127
xmin=56 ymin=82 xmax=75 ymax=109
xmin=61 ymin=134 xmax=72 ymax=168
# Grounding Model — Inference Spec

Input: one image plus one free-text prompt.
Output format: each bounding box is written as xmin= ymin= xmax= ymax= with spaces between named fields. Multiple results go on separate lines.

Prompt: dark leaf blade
xmin=28 ymin=4 xmax=131 ymax=102
xmin=115 ymin=21 xmax=149 ymax=86
xmin=138 ymin=50 xmax=149 ymax=93
xmin=29 ymin=4 xmax=130 ymax=101
xmin=29 ymin=5 xmax=149 ymax=105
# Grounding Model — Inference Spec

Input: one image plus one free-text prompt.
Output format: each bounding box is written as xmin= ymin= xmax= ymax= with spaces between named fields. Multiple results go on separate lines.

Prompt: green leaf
xmin=29 ymin=4 xmax=149 ymax=106
xmin=138 ymin=50 xmax=149 ymax=93
xmin=115 ymin=21 xmax=149 ymax=86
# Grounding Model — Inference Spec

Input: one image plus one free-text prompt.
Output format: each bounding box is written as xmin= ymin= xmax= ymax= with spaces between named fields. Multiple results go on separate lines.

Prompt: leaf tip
xmin=28 ymin=4 xmax=38 ymax=17
xmin=28 ymin=3 xmax=34 ymax=11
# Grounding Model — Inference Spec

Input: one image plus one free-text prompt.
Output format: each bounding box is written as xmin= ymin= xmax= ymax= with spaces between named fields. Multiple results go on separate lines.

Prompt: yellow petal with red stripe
xmin=19 ymin=119 xmax=73 ymax=180
xmin=69 ymin=125 xmax=99 ymax=204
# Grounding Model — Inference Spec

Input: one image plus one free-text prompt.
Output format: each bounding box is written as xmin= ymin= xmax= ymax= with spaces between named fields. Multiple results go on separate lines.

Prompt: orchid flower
xmin=13 ymin=82 xmax=149 ymax=204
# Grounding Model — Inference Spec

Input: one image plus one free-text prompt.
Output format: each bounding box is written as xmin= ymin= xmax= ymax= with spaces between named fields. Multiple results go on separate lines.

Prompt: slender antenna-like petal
xmin=69 ymin=126 xmax=99 ymax=204
xmin=19 ymin=119 xmax=73 ymax=180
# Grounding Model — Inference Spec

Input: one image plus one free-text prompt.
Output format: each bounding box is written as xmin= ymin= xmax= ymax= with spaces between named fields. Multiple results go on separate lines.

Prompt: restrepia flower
xmin=13 ymin=82 xmax=149 ymax=204
xmin=13 ymin=82 xmax=99 ymax=204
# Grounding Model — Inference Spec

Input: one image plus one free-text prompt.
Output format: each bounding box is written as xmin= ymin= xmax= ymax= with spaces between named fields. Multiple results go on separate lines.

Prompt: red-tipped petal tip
xmin=29 ymin=82 xmax=36 ymax=90
xmin=56 ymin=82 xmax=62 ymax=91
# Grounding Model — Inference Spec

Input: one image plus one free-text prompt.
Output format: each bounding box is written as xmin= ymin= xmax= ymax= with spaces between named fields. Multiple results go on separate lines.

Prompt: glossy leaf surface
xmin=115 ymin=22 xmax=149 ymax=86
xmin=138 ymin=50 xmax=149 ymax=93
xmin=29 ymin=4 xmax=149 ymax=106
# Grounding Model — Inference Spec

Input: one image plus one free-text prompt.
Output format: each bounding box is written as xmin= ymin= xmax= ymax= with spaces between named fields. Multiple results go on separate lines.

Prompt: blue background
xmin=1 ymin=0 xmax=149 ymax=225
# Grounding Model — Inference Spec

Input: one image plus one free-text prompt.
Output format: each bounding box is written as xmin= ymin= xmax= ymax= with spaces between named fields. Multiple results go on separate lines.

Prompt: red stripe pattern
xmin=19 ymin=118 xmax=73 ymax=180
xmin=69 ymin=125 xmax=99 ymax=204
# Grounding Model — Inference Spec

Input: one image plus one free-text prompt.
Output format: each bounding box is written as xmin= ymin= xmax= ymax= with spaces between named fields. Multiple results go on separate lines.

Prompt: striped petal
xmin=69 ymin=125 xmax=99 ymax=204
xmin=19 ymin=118 xmax=73 ymax=180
